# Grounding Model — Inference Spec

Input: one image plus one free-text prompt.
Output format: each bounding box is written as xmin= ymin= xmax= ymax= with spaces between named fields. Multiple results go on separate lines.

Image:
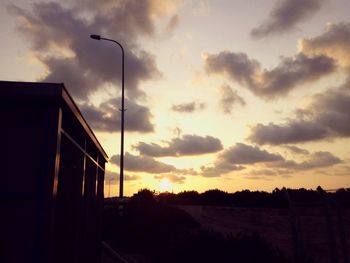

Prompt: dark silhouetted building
xmin=0 ymin=81 xmax=108 ymax=263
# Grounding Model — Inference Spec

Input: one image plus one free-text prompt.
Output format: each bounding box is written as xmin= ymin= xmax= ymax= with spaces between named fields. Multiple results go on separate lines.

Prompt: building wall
xmin=0 ymin=83 xmax=106 ymax=263
xmin=1 ymin=98 xmax=61 ymax=263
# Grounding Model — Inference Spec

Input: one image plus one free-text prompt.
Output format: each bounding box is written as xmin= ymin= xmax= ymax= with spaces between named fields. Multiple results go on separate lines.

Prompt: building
xmin=0 ymin=81 xmax=108 ymax=263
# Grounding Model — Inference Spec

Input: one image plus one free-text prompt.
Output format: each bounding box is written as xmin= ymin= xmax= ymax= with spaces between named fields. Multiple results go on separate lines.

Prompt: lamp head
xmin=90 ymin=34 xmax=101 ymax=40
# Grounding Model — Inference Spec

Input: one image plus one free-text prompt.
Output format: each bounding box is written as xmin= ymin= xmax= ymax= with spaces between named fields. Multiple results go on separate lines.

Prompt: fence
xmin=283 ymin=187 xmax=349 ymax=263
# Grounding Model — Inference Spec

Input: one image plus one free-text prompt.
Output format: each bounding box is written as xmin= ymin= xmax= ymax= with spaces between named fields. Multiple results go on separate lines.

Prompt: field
xmin=179 ymin=205 xmax=350 ymax=263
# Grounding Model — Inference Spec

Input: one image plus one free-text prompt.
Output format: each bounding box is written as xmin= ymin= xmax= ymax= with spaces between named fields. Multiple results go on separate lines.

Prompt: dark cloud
xmin=299 ymin=22 xmax=350 ymax=85
xmin=243 ymin=151 xmax=341 ymax=178
xmin=200 ymin=162 xmax=245 ymax=178
xmin=109 ymin=152 xmax=197 ymax=175
xmin=8 ymin=0 xmax=173 ymax=101
xmin=200 ymin=143 xmax=283 ymax=177
xmin=249 ymin=87 xmax=350 ymax=144
xmin=87 ymin=0 xmax=158 ymax=40
xmin=220 ymin=143 xmax=284 ymax=164
xmin=314 ymin=89 xmax=350 ymax=134
xmin=248 ymin=122 xmax=328 ymax=145
xmin=174 ymin=168 xmax=198 ymax=176
xmin=134 ymin=134 xmax=223 ymax=157
xmin=205 ymin=51 xmax=336 ymax=100
xmin=110 ymin=152 xmax=176 ymax=174
xmin=282 ymin=145 xmax=310 ymax=155
xmin=80 ymin=97 xmax=154 ymax=133
xmin=257 ymin=54 xmax=336 ymax=98
xmin=296 ymin=151 xmax=342 ymax=170
xmin=251 ymin=0 xmax=324 ymax=38
xmin=154 ymin=174 xmax=186 ymax=184
xmin=219 ymin=84 xmax=245 ymax=114
xmin=299 ymin=22 xmax=350 ymax=64
xmin=205 ymin=51 xmax=258 ymax=88
xmin=171 ymin=102 xmax=206 ymax=113
xmin=42 ymin=57 xmax=100 ymax=100
xmin=105 ymin=170 xmax=140 ymax=184
xmin=200 ymin=143 xmax=340 ymax=177
xmin=272 ymin=151 xmax=342 ymax=170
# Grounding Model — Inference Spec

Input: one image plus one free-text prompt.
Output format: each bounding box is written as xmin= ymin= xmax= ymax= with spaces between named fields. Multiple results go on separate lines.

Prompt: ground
xmin=178 ymin=205 xmax=350 ymax=263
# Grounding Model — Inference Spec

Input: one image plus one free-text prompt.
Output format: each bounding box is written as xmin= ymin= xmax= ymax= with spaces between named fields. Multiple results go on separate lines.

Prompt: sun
xmin=158 ymin=179 xmax=173 ymax=192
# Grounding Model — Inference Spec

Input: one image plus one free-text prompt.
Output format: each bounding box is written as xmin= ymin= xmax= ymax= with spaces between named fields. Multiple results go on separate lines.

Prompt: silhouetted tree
xmin=177 ymin=190 xmax=201 ymax=205
xmin=200 ymin=189 xmax=230 ymax=206
xmin=130 ymin=188 xmax=156 ymax=205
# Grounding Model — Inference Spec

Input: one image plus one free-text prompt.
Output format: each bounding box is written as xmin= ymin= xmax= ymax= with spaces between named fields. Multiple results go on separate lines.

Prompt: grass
xmin=102 ymin=189 xmax=290 ymax=263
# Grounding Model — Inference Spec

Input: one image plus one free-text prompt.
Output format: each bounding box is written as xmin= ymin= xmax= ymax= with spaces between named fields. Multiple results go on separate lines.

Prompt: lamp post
xmin=90 ymin=34 xmax=125 ymax=199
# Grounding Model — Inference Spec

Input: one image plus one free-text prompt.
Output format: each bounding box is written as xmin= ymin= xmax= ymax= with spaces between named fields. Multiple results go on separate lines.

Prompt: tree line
xmin=129 ymin=187 xmax=350 ymax=208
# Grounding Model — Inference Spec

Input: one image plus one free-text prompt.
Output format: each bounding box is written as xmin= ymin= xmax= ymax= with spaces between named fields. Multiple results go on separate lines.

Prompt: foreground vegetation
xmin=103 ymin=189 xmax=290 ymax=263
xmin=103 ymin=188 xmax=350 ymax=262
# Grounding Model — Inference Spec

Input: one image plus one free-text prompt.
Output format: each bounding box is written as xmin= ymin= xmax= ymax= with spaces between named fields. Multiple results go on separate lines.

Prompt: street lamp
xmin=90 ymin=34 xmax=125 ymax=199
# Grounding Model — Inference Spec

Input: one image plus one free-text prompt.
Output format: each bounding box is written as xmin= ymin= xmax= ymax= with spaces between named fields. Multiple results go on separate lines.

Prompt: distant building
xmin=0 ymin=81 xmax=108 ymax=263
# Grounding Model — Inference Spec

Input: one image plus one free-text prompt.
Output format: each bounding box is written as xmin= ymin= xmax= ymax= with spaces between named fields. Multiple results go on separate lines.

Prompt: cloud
xmin=220 ymin=143 xmax=284 ymax=164
xmin=124 ymin=174 xmax=141 ymax=181
xmin=154 ymin=174 xmax=186 ymax=184
xmin=272 ymin=151 xmax=342 ymax=170
xmin=299 ymin=22 xmax=350 ymax=85
xmin=317 ymin=165 xmax=350 ymax=176
xmin=200 ymin=162 xmax=245 ymax=178
xmin=243 ymin=150 xmax=341 ymax=179
xmin=248 ymin=121 xmax=328 ymax=145
xmin=105 ymin=170 xmax=140 ymax=183
xmin=205 ymin=51 xmax=336 ymax=100
xmin=40 ymin=57 xmax=100 ymax=100
xmin=173 ymin=168 xmax=198 ymax=176
xmin=8 ymin=0 xmax=179 ymax=101
xmin=205 ymin=52 xmax=258 ymax=88
xmin=200 ymin=143 xmax=341 ymax=177
xmin=251 ymin=0 xmax=324 ymax=38
xmin=73 ymin=0 xmax=181 ymax=41
xmin=299 ymin=22 xmax=350 ymax=66
xmin=282 ymin=145 xmax=310 ymax=155
xmin=244 ymin=168 xmax=290 ymax=177
xmin=296 ymin=151 xmax=342 ymax=169
xmin=219 ymin=84 xmax=245 ymax=114
xmin=162 ymin=15 xmax=179 ymax=37
xmin=134 ymin=134 xmax=223 ymax=157
xmin=249 ymin=87 xmax=350 ymax=144
xmin=110 ymin=152 xmax=176 ymax=174
xmin=171 ymin=102 xmax=206 ymax=113
xmin=80 ymin=97 xmax=154 ymax=133
xmin=200 ymin=143 xmax=283 ymax=177
xmin=109 ymin=152 xmax=197 ymax=176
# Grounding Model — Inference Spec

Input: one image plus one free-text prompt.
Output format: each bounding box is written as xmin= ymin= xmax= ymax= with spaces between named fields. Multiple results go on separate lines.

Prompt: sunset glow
xmin=158 ymin=179 xmax=173 ymax=192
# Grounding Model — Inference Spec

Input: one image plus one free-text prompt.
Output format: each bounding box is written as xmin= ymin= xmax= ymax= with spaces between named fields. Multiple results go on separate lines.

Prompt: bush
xmin=150 ymin=229 xmax=287 ymax=263
xmin=103 ymin=196 xmax=289 ymax=263
xmin=130 ymin=189 xmax=156 ymax=205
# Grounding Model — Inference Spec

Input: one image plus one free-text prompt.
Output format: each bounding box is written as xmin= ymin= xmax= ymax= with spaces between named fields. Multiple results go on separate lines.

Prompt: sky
xmin=1 ymin=0 xmax=350 ymax=196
